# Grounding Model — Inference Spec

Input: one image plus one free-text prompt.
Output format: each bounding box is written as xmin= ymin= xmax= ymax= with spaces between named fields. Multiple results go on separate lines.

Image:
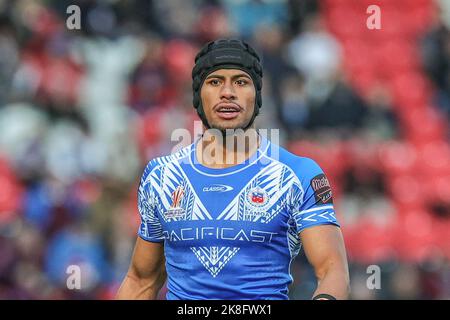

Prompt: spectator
xmin=420 ymin=9 xmax=450 ymax=120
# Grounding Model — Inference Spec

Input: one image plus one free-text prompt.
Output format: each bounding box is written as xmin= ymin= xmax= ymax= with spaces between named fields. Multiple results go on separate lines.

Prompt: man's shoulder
xmin=141 ymin=144 xmax=193 ymax=178
xmin=266 ymin=142 xmax=324 ymax=180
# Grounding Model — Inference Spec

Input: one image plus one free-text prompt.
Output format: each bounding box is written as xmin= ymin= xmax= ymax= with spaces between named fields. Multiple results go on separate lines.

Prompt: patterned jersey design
xmin=137 ymin=137 xmax=340 ymax=300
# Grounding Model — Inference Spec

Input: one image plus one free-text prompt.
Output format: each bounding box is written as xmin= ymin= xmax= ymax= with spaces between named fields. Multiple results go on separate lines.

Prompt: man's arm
xmin=300 ymin=224 xmax=350 ymax=300
xmin=116 ymin=237 xmax=166 ymax=300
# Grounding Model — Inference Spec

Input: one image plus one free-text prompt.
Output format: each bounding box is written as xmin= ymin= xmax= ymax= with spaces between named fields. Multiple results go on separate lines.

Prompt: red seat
xmin=390 ymin=71 xmax=432 ymax=107
xmin=422 ymin=174 xmax=450 ymax=203
xmin=393 ymin=210 xmax=437 ymax=262
xmin=374 ymin=39 xmax=420 ymax=77
xmin=327 ymin=8 xmax=366 ymax=38
xmin=408 ymin=6 xmax=435 ymax=35
xmin=388 ymin=174 xmax=425 ymax=208
xmin=163 ymin=40 xmax=196 ymax=83
xmin=342 ymin=38 xmax=377 ymax=74
xmin=344 ymin=216 xmax=396 ymax=263
xmin=401 ymin=107 xmax=447 ymax=144
xmin=378 ymin=141 xmax=418 ymax=174
xmin=416 ymin=141 xmax=450 ymax=174
xmin=0 ymin=157 xmax=23 ymax=224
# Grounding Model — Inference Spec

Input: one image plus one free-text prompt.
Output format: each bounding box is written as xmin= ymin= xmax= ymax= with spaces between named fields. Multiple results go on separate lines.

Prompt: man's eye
xmin=209 ymin=79 xmax=221 ymax=86
xmin=236 ymin=79 xmax=248 ymax=85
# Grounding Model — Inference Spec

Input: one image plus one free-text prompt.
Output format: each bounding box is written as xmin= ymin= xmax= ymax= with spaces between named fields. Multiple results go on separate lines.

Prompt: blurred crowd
xmin=0 ymin=0 xmax=449 ymax=299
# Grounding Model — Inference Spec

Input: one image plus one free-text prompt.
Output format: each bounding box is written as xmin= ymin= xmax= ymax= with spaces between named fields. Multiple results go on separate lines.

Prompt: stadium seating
xmin=321 ymin=0 xmax=450 ymax=261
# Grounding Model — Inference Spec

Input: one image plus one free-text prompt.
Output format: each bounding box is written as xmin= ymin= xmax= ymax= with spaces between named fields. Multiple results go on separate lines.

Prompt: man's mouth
xmin=215 ymin=104 xmax=241 ymax=120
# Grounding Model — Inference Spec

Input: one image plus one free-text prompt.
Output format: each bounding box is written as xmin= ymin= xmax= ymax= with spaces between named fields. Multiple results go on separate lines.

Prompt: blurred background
xmin=0 ymin=0 xmax=449 ymax=300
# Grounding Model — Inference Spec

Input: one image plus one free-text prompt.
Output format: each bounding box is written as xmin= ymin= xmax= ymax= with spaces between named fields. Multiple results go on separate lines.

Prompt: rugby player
xmin=116 ymin=39 xmax=350 ymax=300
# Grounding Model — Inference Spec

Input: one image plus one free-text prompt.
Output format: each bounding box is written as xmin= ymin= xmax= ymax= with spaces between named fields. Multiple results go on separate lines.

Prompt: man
xmin=116 ymin=39 xmax=350 ymax=300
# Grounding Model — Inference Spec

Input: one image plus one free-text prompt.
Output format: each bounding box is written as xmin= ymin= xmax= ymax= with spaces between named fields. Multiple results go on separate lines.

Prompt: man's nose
xmin=220 ymin=81 xmax=236 ymax=100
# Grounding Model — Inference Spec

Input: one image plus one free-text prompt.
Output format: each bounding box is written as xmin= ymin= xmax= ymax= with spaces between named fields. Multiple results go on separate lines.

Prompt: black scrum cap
xmin=192 ymin=39 xmax=263 ymax=129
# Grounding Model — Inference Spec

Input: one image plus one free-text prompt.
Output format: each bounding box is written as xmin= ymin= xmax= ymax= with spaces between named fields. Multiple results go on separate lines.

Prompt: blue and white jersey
xmin=137 ymin=136 xmax=339 ymax=300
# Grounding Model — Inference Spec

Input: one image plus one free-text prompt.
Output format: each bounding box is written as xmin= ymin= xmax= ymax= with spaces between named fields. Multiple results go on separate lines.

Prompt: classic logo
xmin=165 ymin=186 xmax=186 ymax=219
xmin=202 ymin=184 xmax=234 ymax=192
xmin=311 ymin=174 xmax=333 ymax=204
xmin=246 ymin=187 xmax=269 ymax=208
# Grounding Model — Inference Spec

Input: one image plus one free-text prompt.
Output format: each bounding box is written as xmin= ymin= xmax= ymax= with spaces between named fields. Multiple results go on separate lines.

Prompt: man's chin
xmin=211 ymin=126 xmax=247 ymax=136
xmin=209 ymin=120 xmax=252 ymax=133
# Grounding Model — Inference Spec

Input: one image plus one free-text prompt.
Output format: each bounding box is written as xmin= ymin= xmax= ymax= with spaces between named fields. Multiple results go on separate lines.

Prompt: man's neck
xmin=196 ymin=128 xmax=260 ymax=169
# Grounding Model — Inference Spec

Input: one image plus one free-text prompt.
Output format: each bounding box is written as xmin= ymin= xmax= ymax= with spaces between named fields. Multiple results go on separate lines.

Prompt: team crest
xmin=165 ymin=186 xmax=186 ymax=219
xmin=246 ymin=187 xmax=269 ymax=208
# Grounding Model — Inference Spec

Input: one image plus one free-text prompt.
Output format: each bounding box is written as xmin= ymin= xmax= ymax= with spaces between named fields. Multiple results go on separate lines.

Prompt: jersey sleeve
xmin=137 ymin=162 xmax=165 ymax=242
xmin=290 ymin=158 xmax=339 ymax=234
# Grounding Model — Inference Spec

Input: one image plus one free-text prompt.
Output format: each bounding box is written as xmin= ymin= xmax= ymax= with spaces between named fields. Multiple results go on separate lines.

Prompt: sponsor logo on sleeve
xmin=310 ymin=174 xmax=333 ymax=204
